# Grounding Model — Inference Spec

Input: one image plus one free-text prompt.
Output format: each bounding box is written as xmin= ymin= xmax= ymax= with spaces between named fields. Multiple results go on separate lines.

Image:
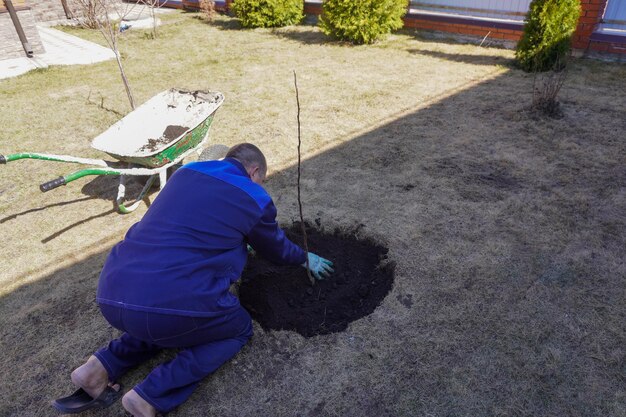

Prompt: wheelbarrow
xmin=0 ymin=88 xmax=224 ymax=213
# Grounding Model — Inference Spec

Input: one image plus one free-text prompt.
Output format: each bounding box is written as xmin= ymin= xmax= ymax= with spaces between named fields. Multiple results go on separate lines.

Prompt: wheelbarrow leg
xmin=116 ymin=175 xmax=128 ymax=206
xmin=159 ymin=169 xmax=168 ymax=190
xmin=117 ymin=174 xmax=158 ymax=214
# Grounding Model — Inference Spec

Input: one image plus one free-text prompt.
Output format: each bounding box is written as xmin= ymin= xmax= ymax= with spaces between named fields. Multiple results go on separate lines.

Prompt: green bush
xmin=319 ymin=0 xmax=408 ymax=45
xmin=231 ymin=0 xmax=303 ymax=28
xmin=516 ymin=0 xmax=581 ymax=72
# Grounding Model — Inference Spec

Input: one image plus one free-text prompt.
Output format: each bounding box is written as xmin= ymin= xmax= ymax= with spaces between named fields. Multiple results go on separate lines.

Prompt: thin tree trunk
xmin=293 ymin=71 xmax=314 ymax=285
xmin=115 ymin=50 xmax=135 ymax=110
xmin=151 ymin=4 xmax=157 ymax=39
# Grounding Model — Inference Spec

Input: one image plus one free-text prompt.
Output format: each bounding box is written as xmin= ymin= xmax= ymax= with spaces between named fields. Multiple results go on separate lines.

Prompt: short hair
xmin=226 ymin=143 xmax=267 ymax=178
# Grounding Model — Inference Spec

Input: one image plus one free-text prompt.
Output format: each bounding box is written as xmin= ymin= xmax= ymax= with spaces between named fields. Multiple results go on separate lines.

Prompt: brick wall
xmin=403 ymin=15 xmax=523 ymax=44
xmin=303 ymin=1 xmax=321 ymax=15
xmin=303 ymin=1 xmax=626 ymax=57
xmin=572 ymin=0 xmax=606 ymax=50
xmin=302 ymin=2 xmax=525 ymax=46
xmin=588 ymin=35 xmax=626 ymax=56
xmin=573 ymin=0 xmax=626 ymax=57
xmin=180 ymin=0 xmax=228 ymax=12
xmin=0 ymin=8 xmax=45 ymax=59
xmin=28 ymin=0 xmax=69 ymax=22
xmin=0 ymin=0 xmax=27 ymax=12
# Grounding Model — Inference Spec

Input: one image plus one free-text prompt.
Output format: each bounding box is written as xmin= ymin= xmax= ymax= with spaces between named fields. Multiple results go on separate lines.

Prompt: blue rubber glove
xmin=302 ymin=252 xmax=334 ymax=280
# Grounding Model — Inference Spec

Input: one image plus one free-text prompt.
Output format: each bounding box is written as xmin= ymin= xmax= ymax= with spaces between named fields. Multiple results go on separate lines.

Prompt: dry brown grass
xmin=1 ymin=12 xmax=625 ymax=417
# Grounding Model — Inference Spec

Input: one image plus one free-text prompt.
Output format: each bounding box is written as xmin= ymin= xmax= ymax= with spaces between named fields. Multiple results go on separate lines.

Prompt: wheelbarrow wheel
xmin=199 ymin=144 xmax=230 ymax=162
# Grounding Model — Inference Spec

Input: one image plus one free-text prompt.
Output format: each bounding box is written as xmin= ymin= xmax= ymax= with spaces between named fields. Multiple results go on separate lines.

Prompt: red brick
xmin=584 ymin=10 xmax=600 ymax=17
xmin=581 ymin=3 xmax=602 ymax=11
xmin=608 ymin=44 xmax=626 ymax=54
xmin=502 ymin=33 xmax=517 ymax=40
xmin=589 ymin=42 xmax=609 ymax=51
xmin=579 ymin=16 xmax=600 ymax=23
xmin=575 ymin=26 xmax=595 ymax=35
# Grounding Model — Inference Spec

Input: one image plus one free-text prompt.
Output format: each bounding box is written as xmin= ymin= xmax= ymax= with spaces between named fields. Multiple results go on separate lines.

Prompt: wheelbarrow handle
xmin=0 ymin=155 xmax=6 ymax=164
xmin=40 ymin=177 xmax=66 ymax=192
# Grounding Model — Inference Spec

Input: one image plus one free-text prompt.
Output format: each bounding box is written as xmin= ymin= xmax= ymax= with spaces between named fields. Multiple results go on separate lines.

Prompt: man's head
xmin=226 ymin=143 xmax=267 ymax=185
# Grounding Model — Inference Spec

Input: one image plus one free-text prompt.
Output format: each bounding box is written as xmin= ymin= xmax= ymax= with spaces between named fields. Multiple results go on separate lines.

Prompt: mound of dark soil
xmin=239 ymin=224 xmax=395 ymax=337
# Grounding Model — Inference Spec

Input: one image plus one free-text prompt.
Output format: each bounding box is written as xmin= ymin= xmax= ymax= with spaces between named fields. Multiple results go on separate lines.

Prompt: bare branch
xmin=137 ymin=0 xmax=164 ymax=38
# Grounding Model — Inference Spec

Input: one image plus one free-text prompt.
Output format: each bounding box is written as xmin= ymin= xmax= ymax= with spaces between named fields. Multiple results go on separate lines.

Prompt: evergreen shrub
xmin=319 ymin=0 xmax=408 ymax=45
xmin=231 ymin=0 xmax=303 ymax=28
xmin=516 ymin=0 xmax=581 ymax=72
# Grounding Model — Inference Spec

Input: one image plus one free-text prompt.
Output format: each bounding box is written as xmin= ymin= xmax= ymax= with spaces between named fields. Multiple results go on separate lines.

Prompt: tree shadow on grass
xmin=271 ymin=26 xmax=331 ymax=46
xmin=0 ymin=175 xmax=150 ymax=243
xmin=0 ymin=196 xmax=99 ymax=225
xmin=208 ymin=15 xmax=329 ymax=46
xmin=209 ymin=16 xmax=243 ymax=31
xmin=1 ymin=69 xmax=624 ymax=417
xmin=408 ymin=48 xmax=516 ymax=67
xmin=399 ymin=27 xmax=515 ymax=49
xmin=41 ymin=208 xmax=117 ymax=243
xmin=31 ymin=175 xmax=157 ymax=242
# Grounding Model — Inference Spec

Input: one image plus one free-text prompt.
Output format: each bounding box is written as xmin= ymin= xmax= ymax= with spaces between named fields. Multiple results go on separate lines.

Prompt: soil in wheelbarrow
xmin=239 ymin=223 xmax=395 ymax=337
xmin=139 ymin=125 xmax=189 ymax=152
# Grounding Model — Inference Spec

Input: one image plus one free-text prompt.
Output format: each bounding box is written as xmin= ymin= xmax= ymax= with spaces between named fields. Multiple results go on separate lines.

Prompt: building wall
xmin=574 ymin=0 xmax=626 ymax=57
xmin=588 ymin=37 xmax=626 ymax=56
xmin=303 ymin=0 xmax=625 ymax=57
xmin=573 ymin=0 xmax=607 ymax=50
xmin=403 ymin=15 xmax=523 ymax=44
xmin=0 ymin=7 xmax=45 ymax=59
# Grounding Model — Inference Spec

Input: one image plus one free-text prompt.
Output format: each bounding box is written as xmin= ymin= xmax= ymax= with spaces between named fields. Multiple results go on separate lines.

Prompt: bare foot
xmin=70 ymin=355 xmax=109 ymax=399
xmin=122 ymin=389 xmax=157 ymax=417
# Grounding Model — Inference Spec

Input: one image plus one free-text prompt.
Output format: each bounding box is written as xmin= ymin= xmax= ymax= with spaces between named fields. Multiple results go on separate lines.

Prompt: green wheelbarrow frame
xmin=0 ymin=89 xmax=224 ymax=213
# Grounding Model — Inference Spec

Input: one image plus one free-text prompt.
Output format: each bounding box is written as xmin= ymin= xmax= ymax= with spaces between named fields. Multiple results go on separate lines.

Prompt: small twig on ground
xmin=85 ymin=91 xmax=124 ymax=117
xmin=293 ymin=70 xmax=314 ymax=286
xmin=479 ymin=31 xmax=491 ymax=47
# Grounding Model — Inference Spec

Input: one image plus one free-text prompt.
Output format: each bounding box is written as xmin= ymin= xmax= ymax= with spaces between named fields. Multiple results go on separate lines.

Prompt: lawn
xmin=0 ymin=10 xmax=625 ymax=417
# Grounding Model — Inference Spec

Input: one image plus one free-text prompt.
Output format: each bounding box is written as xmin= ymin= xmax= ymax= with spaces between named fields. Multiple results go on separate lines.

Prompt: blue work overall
xmin=94 ymin=158 xmax=306 ymax=413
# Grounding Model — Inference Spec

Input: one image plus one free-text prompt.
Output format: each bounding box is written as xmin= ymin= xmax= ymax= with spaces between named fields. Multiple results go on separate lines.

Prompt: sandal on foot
xmin=52 ymin=384 xmax=122 ymax=414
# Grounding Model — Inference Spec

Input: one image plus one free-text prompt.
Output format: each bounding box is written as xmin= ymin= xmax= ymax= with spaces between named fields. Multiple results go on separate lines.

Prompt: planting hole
xmin=239 ymin=223 xmax=395 ymax=337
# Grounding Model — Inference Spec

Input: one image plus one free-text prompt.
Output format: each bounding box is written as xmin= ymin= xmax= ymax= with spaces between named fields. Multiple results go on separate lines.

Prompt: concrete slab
xmin=0 ymin=56 xmax=48 ymax=80
xmin=37 ymin=26 xmax=116 ymax=66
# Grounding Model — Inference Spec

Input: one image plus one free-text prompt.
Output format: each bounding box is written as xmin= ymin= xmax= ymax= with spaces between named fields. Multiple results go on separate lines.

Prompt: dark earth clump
xmin=139 ymin=125 xmax=188 ymax=152
xmin=239 ymin=224 xmax=395 ymax=337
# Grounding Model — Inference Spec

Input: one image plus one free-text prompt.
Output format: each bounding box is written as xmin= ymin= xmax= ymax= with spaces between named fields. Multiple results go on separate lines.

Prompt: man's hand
xmin=302 ymin=252 xmax=334 ymax=280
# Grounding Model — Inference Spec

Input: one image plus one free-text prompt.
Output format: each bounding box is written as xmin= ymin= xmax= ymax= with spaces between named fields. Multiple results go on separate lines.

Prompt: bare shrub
xmin=97 ymin=0 xmax=137 ymax=109
xmin=199 ymin=0 xmax=216 ymax=21
xmin=532 ymin=57 xmax=568 ymax=118
xmin=138 ymin=0 xmax=164 ymax=39
xmin=70 ymin=0 xmax=105 ymax=28
xmin=71 ymin=0 xmax=138 ymax=110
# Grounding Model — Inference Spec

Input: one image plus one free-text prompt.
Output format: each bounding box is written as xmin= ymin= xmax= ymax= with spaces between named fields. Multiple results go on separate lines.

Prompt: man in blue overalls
xmin=53 ymin=143 xmax=333 ymax=416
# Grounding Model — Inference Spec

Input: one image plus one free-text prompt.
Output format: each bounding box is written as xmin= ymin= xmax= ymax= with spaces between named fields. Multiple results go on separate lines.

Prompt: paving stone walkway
xmin=0 ymin=26 xmax=115 ymax=80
